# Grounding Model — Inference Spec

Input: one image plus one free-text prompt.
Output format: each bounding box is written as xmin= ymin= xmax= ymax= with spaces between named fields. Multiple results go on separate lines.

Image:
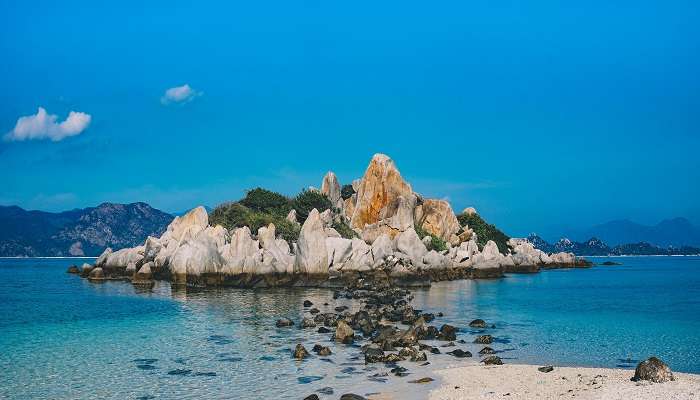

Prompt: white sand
xmin=428 ymin=364 xmax=700 ymax=400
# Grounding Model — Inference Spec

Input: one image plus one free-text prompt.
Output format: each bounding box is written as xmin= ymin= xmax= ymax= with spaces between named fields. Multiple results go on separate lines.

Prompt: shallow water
xmin=0 ymin=256 xmax=698 ymax=399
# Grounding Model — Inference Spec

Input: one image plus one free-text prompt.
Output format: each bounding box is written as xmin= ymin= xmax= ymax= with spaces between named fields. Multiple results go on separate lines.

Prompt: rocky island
xmin=75 ymin=154 xmax=587 ymax=289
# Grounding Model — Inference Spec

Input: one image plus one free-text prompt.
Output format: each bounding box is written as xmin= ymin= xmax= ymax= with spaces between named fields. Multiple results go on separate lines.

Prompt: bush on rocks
xmin=291 ymin=189 xmax=332 ymax=223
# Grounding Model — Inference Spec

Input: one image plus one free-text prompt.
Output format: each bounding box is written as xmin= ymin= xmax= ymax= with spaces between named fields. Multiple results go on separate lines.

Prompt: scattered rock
xmin=438 ymin=324 xmax=457 ymax=341
xmin=447 ymin=349 xmax=472 ymax=358
xmin=66 ymin=265 xmax=80 ymax=274
xmin=482 ymin=355 xmax=503 ymax=365
xmin=276 ymin=318 xmax=294 ymax=328
xmin=408 ymin=377 xmax=434 ymax=384
xmin=479 ymin=347 xmax=495 ymax=355
xmin=317 ymin=326 xmax=332 ymax=334
xmin=335 ymin=320 xmax=355 ymax=344
xmin=303 ymin=300 xmax=313 ymax=307
xmin=474 ymin=334 xmax=493 ymax=344
xmin=293 ymin=344 xmax=309 ymax=360
xmin=300 ymin=318 xmax=316 ymax=329
xmin=469 ymin=319 xmax=487 ymax=328
xmin=633 ymin=357 xmax=674 ymax=383
xmin=303 ymin=395 xmax=320 ymax=400
xmin=339 ymin=394 xmax=367 ymax=400
xmin=538 ymin=365 xmax=554 ymax=373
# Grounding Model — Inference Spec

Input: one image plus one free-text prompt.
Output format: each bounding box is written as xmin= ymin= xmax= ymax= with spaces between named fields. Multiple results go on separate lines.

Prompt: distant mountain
xmin=0 ymin=203 xmax=173 ymax=257
xmin=569 ymin=218 xmax=700 ymax=247
xmin=527 ymin=234 xmax=700 ymax=256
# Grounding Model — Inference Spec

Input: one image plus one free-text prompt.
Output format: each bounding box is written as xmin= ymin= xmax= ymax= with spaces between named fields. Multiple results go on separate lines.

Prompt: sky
xmin=1 ymin=0 xmax=699 ymax=240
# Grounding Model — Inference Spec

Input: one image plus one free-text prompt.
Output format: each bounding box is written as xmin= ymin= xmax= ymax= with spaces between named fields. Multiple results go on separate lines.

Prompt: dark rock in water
xmin=303 ymin=300 xmax=313 ymax=307
xmin=303 ymin=395 xmax=320 ymax=400
xmin=310 ymin=308 xmax=320 ymax=314
xmin=167 ymin=369 xmax=192 ymax=376
xmin=259 ymin=355 xmax=275 ymax=361
xmin=218 ymin=357 xmax=243 ymax=362
xmin=340 ymin=394 xmax=367 ymax=400
xmin=418 ymin=343 xmax=440 ymax=354
xmin=411 ymin=352 xmax=428 ymax=362
xmin=364 ymin=347 xmax=385 ymax=363
xmin=438 ymin=324 xmax=457 ymax=341
xmin=469 ymin=319 xmax=487 ymax=328
xmin=334 ymin=320 xmax=355 ymax=344
xmin=391 ymin=365 xmax=409 ymax=377
xmin=335 ymin=305 xmax=349 ymax=312
xmin=633 ymin=357 xmax=674 ymax=383
xmin=297 ymin=376 xmax=323 ymax=384
xmin=601 ymin=261 xmax=621 ymax=266
xmin=538 ymin=365 xmax=554 ymax=373
xmin=194 ymin=372 xmax=217 ymax=377
xmin=137 ymin=364 xmax=157 ymax=370
xmin=66 ymin=265 xmax=81 ymax=274
xmin=474 ymin=335 xmax=493 ymax=344
xmin=447 ymin=349 xmax=472 ymax=358
xmin=383 ymin=353 xmax=404 ymax=362
xmin=479 ymin=347 xmax=495 ymax=355
xmin=276 ymin=318 xmax=294 ymax=328
xmin=482 ymin=355 xmax=503 ymax=365
xmin=133 ymin=358 xmax=158 ymax=364
xmin=300 ymin=317 xmax=317 ymax=329
xmin=317 ymin=387 xmax=334 ymax=395
xmin=293 ymin=344 xmax=310 ymax=360
xmin=441 ymin=341 xmax=456 ymax=348
xmin=315 ymin=346 xmax=332 ymax=356
xmin=317 ymin=326 xmax=332 ymax=334
xmin=408 ymin=377 xmax=434 ymax=384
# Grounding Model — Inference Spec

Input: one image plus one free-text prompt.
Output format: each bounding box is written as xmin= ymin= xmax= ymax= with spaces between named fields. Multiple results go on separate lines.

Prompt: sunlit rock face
xmin=294 ymin=208 xmax=329 ymax=276
xmin=415 ymin=199 xmax=460 ymax=243
xmin=350 ymin=154 xmax=417 ymax=242
xmin=321 ymin=171 xmax=343 ymax=209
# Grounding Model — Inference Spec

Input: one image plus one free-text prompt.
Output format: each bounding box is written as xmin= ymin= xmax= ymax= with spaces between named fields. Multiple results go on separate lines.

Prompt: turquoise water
xmin=0 ymin=257 xmax=698 ymax=399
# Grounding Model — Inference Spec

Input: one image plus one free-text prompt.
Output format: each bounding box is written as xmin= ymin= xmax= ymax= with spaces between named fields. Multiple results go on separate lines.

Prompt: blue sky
xmin=1 ymin=0 xmax=699 ymax=240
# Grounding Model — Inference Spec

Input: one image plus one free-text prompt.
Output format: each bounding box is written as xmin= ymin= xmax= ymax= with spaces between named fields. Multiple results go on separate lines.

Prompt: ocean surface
xmin=0 ymin=256 xmax=698 ymax=399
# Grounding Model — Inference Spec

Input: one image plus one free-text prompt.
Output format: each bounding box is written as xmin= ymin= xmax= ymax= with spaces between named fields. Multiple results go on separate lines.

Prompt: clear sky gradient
xmin=1 ymin=0 xmax=699 ymax=240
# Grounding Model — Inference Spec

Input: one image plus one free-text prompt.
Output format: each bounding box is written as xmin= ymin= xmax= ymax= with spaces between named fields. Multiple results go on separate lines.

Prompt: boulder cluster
xmin=76 ymin=153 xmax=585 ymax=288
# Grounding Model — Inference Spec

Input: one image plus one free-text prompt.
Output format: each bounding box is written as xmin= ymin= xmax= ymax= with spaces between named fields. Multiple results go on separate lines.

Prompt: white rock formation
xmin=294 ymin=209 xmax=329 ymax=275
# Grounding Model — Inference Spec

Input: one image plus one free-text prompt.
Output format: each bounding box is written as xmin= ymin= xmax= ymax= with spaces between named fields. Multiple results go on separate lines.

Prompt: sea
xmin=0 ymin=256 xmax=698 ymax=399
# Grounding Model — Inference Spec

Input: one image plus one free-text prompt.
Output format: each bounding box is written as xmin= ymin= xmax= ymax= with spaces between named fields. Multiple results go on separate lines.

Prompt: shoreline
xmin=424 ymin=363 xmax=700 ymax=400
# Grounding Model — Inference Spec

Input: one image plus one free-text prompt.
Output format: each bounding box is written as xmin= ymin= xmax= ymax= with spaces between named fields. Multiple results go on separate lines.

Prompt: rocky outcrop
xmin=415 ymin=199 xmax=460 ymax=244
xmin=294 ymin=209 xmax=329 ymax=277
xmin=633 ymin=357 xmax=674 ymax=383
xmin=77 ymin=154 xmax=590 ymax=289
xmin=349 ymin=154 xmax=417 ymax=242
xmin=321 ymin=171 xmax=343 ymax=209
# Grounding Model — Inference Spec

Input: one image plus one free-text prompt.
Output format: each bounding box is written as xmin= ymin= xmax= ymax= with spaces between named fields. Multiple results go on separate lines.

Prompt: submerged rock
xmin=293 ymin=344 xmax=309 ymax=360
xmin=469 ymin=319 xmax=487 ymax=328
xmin=66 ymin=265 xmax=80 ymax=274
xmin=474 ymin=334 xmax=493 ymax=344
xmin=633 ymin=357 xmax=674 ymax=383
xmin=275 ymin=318 xmax=294 ymax=328
xmin=335 ymin=320 xmax=355 ymax=344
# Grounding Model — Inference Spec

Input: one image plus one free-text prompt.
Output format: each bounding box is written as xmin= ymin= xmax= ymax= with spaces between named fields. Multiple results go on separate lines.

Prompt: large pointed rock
xmin=396 ymin=228 xmax=428 ymax=265
xmin=221 ymin=226 xmax=260 ymax=275
xmin=321 ymin=171 xmax=342 ymax=208
xmin=294 ymin=209 xmax=329 ymax=276
xmin=415 ymin=199 xmax=460 ymax=242
xmin=162 ymin=206 xmax=209 ymax=242
xmin=350 ymin=154 xmax=416 ymax=240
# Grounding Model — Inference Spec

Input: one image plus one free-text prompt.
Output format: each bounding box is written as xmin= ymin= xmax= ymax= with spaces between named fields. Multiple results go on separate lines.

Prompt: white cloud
xmin=4 ymin=107 xmax=91 ymax=142
xmin=160 ymin=84 xmax=202 ymax=105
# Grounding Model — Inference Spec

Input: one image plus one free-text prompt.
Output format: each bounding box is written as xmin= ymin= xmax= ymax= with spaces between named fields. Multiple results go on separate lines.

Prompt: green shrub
xmin=209 ymin=201 xmax=300 ymax=242
xmin=414 ymin=225 xmax=448 ymax=252
xmin=332 ymin=220 xmax=358 ymax=239
xmin=239 ymin=187 xmax=291 ymax=215
xmin=340 ymin=184 xmax=355 ymax=200
xmin=292 ymin=189 xmax=332 ymax=223
xmin=457 ymin=212 xmax=510 ymax=253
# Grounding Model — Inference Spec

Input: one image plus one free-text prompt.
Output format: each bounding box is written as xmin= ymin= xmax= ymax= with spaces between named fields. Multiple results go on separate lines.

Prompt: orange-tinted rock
xmin=350 ymin=154 xmax=416 ymax=240
xmin=415 ymin=199 xmax=460 ymax=242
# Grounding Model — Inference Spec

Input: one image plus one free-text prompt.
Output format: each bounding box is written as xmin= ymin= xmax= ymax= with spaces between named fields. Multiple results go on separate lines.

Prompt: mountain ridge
xmin=0 ymin=202 xmax=173 ymax=257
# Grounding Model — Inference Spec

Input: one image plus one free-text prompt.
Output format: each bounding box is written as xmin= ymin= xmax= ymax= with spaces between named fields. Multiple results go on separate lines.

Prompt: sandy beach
xmin=427 ymin=364 xmax=700 ymax=400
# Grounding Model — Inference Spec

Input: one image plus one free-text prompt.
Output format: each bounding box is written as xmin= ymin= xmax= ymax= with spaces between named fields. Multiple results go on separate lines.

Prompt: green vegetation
xmin=332 ymin=220 xmax=358 ymax=239
xmin=239 ymin=187 xmax=290 ymax=214
xmin=209 ymin=187 xmax=335 ymax=242
xmin=340 ymin=184 xmax=355 ymax=200
xmin=209 ymin=201 xmax=301 ymax=242
xmin=291 ymin=189 xmax=332 ymax=222
xmin=414 ymin=225 xmax=448 ymax=252
xmin=457 ymin=212 xmax=510 ymax=253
